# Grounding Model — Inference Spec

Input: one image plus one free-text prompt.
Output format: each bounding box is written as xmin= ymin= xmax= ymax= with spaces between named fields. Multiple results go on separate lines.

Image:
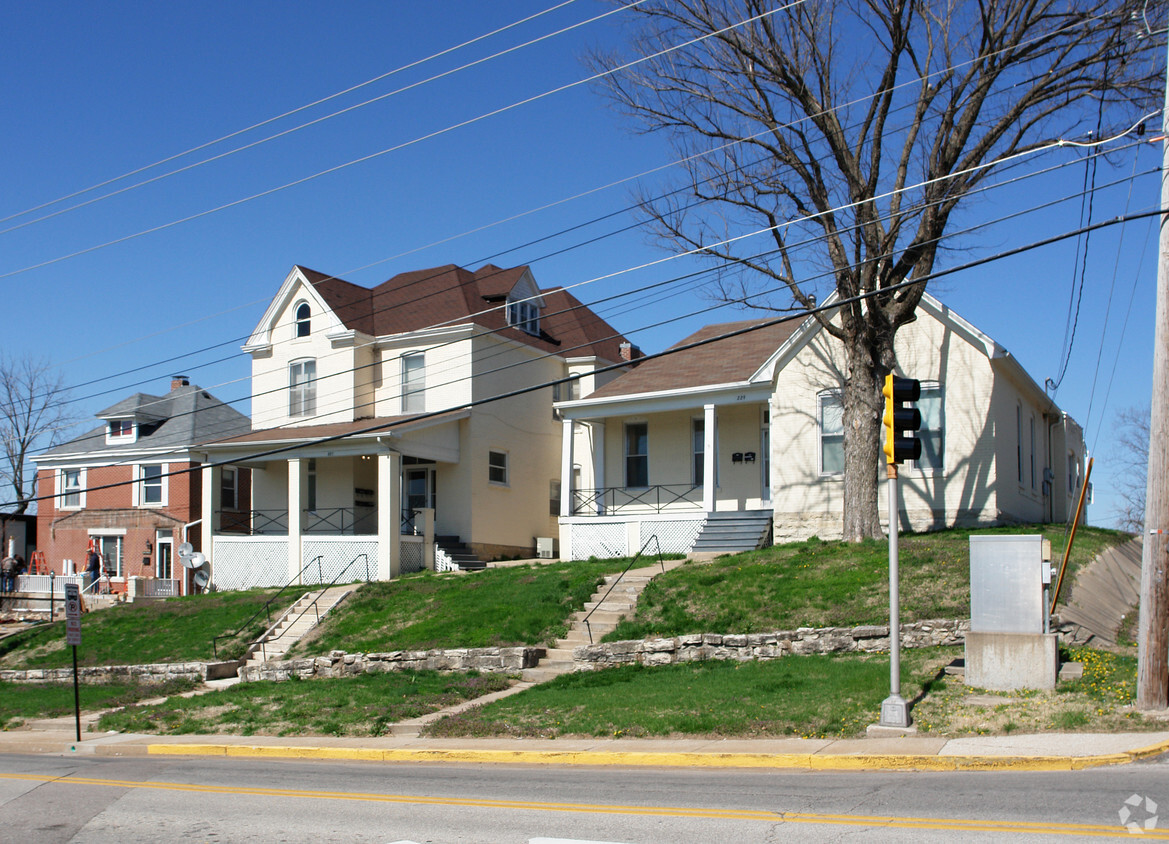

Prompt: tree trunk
xmin=841 ymin=338 xmax=885 ymax=541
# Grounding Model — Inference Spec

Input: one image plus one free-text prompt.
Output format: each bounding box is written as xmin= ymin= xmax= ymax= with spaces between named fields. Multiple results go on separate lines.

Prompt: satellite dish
xmin=177 ymin=542 xmax=194 ymax=559
xmin=183 ymin=552 xmax=206 ymax=570
xmin=193 ymin=569 xmax=210 ymax=589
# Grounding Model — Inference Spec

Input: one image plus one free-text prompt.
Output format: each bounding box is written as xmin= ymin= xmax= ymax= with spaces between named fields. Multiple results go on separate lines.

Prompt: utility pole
xmin=1136 ymin=37 xmax=1169 ymax=711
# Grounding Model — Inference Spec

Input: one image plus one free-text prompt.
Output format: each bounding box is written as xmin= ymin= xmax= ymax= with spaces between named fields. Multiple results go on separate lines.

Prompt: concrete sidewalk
xmin=4 ymin=720 xmax=1169 ymax=772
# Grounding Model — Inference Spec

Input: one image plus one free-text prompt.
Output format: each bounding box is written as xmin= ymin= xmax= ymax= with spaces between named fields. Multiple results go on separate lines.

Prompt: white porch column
xmin=288 ymin=459 xmax=302 ymax=583
xmin=420 ymin=508 xmax=435 ymax=570
xmin=703 ymin=403 xmax=717 ymax=512
xmin=377 ymin=452 xmax=402 ymax=580
xmin=200 ymin=464 xmax=215 ymax=587
xmin=593 ymin=421 xmax=605 ymax=515
xmin=560 ymin=418 xmax=575 ymax=517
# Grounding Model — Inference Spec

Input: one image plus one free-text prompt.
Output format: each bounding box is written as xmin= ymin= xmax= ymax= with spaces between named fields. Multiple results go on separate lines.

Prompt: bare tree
xmin=1114 ymin=405 xmax=1149 ymax=533
xmin=595 ymin=0 xmax=1159 ymax=539
xmin=0 ymin=355 xmax=76 ymax=514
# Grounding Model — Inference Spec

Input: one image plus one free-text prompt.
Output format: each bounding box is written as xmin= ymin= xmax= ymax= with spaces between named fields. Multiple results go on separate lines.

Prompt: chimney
xmin=619 ymin=342 xmax=643 ymax=364
xmin=171 ymin=375 xmax=190 ymax=390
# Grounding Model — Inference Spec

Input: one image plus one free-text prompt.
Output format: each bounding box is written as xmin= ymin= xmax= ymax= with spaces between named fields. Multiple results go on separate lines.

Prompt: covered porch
xmin=198 ymin=413 xmax=464 ymax=590
xmin=556 ymin=394 xmax=773 ymax=559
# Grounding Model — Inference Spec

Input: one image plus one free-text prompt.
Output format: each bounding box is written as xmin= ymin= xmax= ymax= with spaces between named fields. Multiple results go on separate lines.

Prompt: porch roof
xmin=200 ymin=409 xmax=468 ymax=453
xmin=586 ymin=318 xmax=801 ymax=400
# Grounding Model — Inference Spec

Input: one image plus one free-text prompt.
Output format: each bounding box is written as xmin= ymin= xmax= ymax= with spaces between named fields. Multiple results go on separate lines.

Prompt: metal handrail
xmin=242 ymin=552 xmax=371 ymax=665
xmin=211 ymin=555 xmax=325 ymax=658
xmin=581 ymin=534 xmax=665 ymax=644
xmin=571 ymin=484 xmax=702 ymax=515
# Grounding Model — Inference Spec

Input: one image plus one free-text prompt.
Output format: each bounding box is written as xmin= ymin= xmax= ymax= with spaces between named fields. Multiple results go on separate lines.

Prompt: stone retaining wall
xmin=0 ymin=661 xmax=236 ymax=685
xmin=572 ymin=619 xmax=969 ymax=669
xmin=237 ymin=647 xmax=543 ymax=683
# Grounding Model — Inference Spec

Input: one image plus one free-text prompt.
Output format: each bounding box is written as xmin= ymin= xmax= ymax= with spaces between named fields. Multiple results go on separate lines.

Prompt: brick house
xmin=31 ymin=377 xmax=251 ymax=595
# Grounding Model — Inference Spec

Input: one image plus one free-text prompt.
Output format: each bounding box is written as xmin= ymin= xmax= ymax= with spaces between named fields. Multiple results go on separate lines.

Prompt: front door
xmin=156 ymin=534 xmax=173 ymax=580
xmin=404 ymin=467 xmax=436 ymax=531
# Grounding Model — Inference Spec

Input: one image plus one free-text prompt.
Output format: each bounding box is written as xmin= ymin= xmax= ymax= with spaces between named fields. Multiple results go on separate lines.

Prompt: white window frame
xmin=402 ymin=351 xmax=425 ymax=414
xmin=818 ymin=392 xmax=844 ymax=477
xmin=1029 ymin=413 xmax=1036 ymax=490
xmin=507 ymin=296 xmax=540 ymax=335
xmin=106 ymin=420 xmax=137 ymax=445
xmin=624 ymin=422 xmax=649 ymax=489
xmin=905 ymin=383 xmax=944 ymax=474
xmin=60 ymin=468 xmax=85 ymax=509
xmin=289 ymin=358 xmax=317 ymax=417
xmin=488 ymin=450 xmax=509 ymax=486
xmin=137 ymin=463 xmax=167 ymax=507
xmin=221 ymin=466 xmax=238 ymax=511
xmin=294 ymin=301 xmax=311 ymax=338
xmin=692 ymin=417 xmax=705 ymax=487
xmin=90 ymin=532 xmax=125 ymax=580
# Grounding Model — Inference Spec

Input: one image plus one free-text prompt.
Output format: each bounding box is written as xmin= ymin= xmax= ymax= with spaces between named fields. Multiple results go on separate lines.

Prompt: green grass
xmin=604 ymin=525 xmax=1128 ymax=641
xmin=95 ymin=670 xmax=512 ymax=737
xmin=424 ymin=650 xmax=943 ymax=739
xmin=0 ymin=587 xmax=297 ymax=668
xmin=0 ymin=678 xmax=198 ymax=730
xmin=292 ymin=557 xmax=649 ymax=655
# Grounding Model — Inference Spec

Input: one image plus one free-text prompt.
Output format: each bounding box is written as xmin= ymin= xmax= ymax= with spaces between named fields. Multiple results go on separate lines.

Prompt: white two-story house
xmin=199 ymin=263 xmax=633 ymax=589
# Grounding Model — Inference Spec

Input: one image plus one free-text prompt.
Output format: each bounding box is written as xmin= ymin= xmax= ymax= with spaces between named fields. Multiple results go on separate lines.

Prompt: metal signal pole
xmin=1136 ymin=37 xmax=1169 ymax=711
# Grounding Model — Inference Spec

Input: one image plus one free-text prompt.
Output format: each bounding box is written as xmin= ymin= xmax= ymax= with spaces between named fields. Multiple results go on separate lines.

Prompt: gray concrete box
xmin=964 ymin=631 xmax=1058 ymax=690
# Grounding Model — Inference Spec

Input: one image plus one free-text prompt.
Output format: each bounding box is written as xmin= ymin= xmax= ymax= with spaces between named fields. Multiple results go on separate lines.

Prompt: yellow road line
xmin=1 ymin=771 xmax=1163 ymax=837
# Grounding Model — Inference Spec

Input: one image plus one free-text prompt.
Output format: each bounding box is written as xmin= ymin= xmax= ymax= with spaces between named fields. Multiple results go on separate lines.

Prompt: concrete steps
xmin=519 ymin=560 xmax=685 ymax=683
xmin=690 ymin=510 xmax=773 ymax=553
xmin=242 ymin=584 xmax=353 ymax=669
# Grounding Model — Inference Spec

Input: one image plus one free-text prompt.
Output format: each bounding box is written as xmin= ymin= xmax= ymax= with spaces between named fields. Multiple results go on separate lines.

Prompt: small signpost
xmin=64 ymin=583 xmax=82 ymax=742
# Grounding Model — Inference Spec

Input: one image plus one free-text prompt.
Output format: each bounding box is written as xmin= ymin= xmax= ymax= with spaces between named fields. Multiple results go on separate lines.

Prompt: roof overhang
xmin=558 ymin=382 xmax=771 ymax=420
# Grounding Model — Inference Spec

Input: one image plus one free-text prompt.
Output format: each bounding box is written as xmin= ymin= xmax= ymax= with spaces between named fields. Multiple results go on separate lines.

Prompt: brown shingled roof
xmin=298 ymin=263 xmax=630 ymax=363
xmin=587 ymin=318 xmax=802 ymax=399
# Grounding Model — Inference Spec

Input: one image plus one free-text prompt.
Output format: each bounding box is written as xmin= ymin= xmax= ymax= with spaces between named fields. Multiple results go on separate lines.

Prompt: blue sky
xmin=2 ymin=1 xmax=1161 ymax=527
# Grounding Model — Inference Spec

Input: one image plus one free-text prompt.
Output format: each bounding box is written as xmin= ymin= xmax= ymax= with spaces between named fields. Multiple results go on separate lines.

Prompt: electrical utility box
xmin=966 ymin=535 xmax=1058 ymax=690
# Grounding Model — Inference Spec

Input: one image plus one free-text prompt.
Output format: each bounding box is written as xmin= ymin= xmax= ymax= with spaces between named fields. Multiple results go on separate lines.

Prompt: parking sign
xmin=64 ymin=582 xmax=81 ymax=646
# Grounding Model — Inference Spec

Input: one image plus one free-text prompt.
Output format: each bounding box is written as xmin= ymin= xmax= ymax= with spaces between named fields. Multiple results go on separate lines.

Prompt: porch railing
xmin=571 ymin=484 xmax=703 ymax=516
xmin=217 ymin=508 xmax=419 ymax=536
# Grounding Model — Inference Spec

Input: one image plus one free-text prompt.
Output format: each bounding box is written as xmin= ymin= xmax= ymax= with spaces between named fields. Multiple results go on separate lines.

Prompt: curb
xmin=136 ymin=738 xmax=1169 ymax=772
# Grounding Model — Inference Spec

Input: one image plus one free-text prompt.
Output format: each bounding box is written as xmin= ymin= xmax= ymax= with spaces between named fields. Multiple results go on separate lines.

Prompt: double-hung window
xmin=221 ymin=467 xmax=238 ymax=510
xmin=402 ymin=352 xmax=425 ymax=413
xmin=692 ymin=418 xmax=705 ymax=487
xmin=140 ymin=464 xmax=165 ymax=506
xmin=61 ymin=468 xmax=83 ymax=508
xmin=289 ymin=359 xmax=316 ymax=417
xmin=625 ymin=422 xmax=649 ymax=488
xmin=913 ymin=385 xmax=944 ymax=471
xmin=294 ymin=302 xmax=311 ymax=338
xmin=488 ymin=450 xmax=508 ymax=485
xmin=819 ymin=393 xmax=844 ymax=475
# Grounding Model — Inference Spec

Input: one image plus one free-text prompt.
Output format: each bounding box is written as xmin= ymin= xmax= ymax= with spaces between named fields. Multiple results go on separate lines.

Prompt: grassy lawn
xmin=0 ymin=588 xmax=297 ymax=669
xmin=95 ymin=670 xmax=512 ymax=737
xmin=291 ymin=558 xmax=646 ymax=655
xmin=604 ymin=525 xmax=1128 ymax=641
xmin=0 ymin=678 xmax=198 ymax=730
xmin=424 ymin=644 xmax=1160 ymax=740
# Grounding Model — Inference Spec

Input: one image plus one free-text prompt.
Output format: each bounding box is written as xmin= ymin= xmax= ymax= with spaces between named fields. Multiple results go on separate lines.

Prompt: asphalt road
xmin=3 ymin=753 xmax=1169 ymax=842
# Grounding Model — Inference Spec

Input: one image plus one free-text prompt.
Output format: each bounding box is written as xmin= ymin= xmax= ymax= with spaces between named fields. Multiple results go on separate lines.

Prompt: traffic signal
xmin=882 ymin=375 xmax=921 ymax=464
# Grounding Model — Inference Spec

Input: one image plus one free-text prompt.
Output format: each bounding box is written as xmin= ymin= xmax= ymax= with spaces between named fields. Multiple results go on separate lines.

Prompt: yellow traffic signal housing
xmin=882 ymin=374 xmax=922 ymax=464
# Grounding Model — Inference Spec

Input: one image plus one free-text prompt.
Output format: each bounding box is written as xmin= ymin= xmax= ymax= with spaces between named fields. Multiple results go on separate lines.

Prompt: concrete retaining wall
xmin=237 ymin=647 xmax=544 ymax=683
xmin=572 ymin=620 xmax=970 ymax=669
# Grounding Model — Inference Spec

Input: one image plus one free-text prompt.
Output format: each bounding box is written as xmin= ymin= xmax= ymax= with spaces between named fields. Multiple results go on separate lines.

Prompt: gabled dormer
xmin=242 ymin=266 xmax=366 ymax=356
xmin=500 ymin=268 xmax=545 ymax=337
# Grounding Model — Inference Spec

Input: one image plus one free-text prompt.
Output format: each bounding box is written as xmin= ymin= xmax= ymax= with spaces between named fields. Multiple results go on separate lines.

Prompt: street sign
xmin=64 ymin=582 xmax=81 ymax=646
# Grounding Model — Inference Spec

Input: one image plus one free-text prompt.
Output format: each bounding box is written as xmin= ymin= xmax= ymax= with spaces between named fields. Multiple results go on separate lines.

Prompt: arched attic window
xmin=295 ymin=302 xmax=311 ymax=338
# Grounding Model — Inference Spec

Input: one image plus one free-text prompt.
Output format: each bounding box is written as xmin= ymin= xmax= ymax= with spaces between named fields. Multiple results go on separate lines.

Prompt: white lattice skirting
xmin=561 ymin=516 xmax=703 ymax=560
xmin=211 ymin=537 xmax=290 ymax=591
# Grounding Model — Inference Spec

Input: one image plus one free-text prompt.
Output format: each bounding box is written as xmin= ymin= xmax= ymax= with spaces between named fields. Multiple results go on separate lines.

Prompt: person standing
xmin=0 ymin=554 xmax=15 ymax=593
xmin=85 ymin=548 xmax=101 ymax=592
